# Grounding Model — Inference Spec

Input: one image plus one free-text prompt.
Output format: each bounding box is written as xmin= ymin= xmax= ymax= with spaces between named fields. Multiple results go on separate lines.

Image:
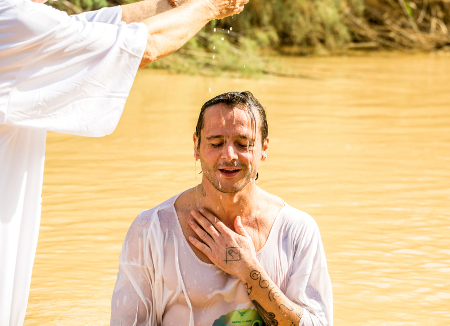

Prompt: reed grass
xmin=48 ymin=0 xmax=450 ymax=76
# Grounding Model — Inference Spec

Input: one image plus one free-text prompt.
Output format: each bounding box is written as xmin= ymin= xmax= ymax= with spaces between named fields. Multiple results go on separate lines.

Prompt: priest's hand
xmin=188 ymin=208 xmax=260 ymax=281
xmin=207 ymin=0 xmax=248 ymax=19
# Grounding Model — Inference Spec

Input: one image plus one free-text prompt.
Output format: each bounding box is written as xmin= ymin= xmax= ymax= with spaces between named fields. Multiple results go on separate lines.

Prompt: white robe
xmin=0 ymin=1 xmax=148 ymax=325
xmin=111 ymin=193 xmax=333 ymax=326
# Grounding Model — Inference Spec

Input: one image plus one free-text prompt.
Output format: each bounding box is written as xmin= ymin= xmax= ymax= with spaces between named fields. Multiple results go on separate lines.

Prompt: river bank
xmin=47 ymin=0 xmax=450 ymax=76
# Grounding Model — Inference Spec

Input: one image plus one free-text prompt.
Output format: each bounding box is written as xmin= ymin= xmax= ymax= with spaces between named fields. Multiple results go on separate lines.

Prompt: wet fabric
xmin=111 ymin=193 xmax=333 ymax=326
xmin=0 ymin=1 xmax=147 ymax=325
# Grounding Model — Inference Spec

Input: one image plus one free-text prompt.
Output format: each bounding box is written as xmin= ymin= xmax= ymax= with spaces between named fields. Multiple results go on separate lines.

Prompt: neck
xmin=197 ymin=178 xmax=259 ymax=229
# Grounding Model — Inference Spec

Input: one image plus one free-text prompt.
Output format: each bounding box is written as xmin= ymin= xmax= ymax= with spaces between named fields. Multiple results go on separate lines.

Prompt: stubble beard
xmin=201 ymin=161 xmax=257 ymax=194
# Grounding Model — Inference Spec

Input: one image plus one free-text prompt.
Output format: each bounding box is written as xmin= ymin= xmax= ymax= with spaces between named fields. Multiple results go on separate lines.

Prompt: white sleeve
xmin=72 ymin=6 xmax=123 ymax=25
xmin=111 ymin=212 xmax=155 ymax=326
xmin=286 ymin=220 xmax=333 ymax=326
xmin=0 ymin=0 xmax=147 ymax=137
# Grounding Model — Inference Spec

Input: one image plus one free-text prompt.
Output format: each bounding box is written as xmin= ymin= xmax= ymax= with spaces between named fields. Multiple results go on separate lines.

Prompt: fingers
xmin=191 ymin=208 xmax=228 ymax=236
xmin=234 ymin=216 xmax=249 ymax=237
xmin=188 ymin=218 xmax=216 ymax=248
xmin=189 ymin=235 xmax=212 ymax=256
xmin=167 ymin=0 xmax=178 ymax=7
xmin=232 ymin=5 xmax=244 ymax=15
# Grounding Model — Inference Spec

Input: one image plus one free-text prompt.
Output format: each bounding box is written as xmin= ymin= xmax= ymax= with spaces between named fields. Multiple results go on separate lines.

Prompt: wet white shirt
xmin=0 ymin=1 xmax=147 ymax=325
xmin=111 ymin=193 xmax=333 ymax=326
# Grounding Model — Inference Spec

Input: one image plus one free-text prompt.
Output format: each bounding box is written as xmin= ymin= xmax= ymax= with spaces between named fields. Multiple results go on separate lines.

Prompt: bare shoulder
xmin=174 ymin=186 xmax=199 ymax=214
xmin=174 ymin=186 xmax=204 ymax=226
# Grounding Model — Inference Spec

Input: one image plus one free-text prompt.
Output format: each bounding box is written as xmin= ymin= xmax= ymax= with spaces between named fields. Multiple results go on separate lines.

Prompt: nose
xmin=222 ymin=143 xmax=238 ymax=162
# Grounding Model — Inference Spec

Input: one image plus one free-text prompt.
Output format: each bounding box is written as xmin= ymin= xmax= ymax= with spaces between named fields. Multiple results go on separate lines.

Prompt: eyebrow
xmin=205 ymin=135 xmax=255 ymax=142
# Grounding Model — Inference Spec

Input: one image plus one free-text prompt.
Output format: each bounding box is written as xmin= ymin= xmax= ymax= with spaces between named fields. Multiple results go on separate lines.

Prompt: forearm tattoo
xmin=250 ymin=270 xmax=270 ymax=288
xmin=249 ymin=270 xmax=304 ymax=324
xmin=252 ymin=300 xmax=279 ymax=326
xmin=268 ymin=286 xmax=281 ymax=301
xmin=244 ymin=282 xmax=253 ymax=295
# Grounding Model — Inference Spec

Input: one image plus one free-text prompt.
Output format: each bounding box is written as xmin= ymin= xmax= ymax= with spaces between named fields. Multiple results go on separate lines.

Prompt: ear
xmin=261 ymin=137 xmax=269 ymax=161
xmin=193 ymin=133 xmax=200 ymax=160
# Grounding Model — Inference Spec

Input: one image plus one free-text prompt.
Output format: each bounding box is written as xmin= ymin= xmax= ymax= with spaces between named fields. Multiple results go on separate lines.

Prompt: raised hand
xmin=206 ymin=0 xmax=249 ymax=19
xmin=188 ymin=208 xmax=260 ymax=280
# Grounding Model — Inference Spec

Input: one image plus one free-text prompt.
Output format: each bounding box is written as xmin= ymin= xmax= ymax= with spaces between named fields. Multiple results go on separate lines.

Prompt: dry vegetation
xmin=343 ymin=0 xmax=450 ymax=50
xmin=49 ymin=0 xmax=450 ymax=75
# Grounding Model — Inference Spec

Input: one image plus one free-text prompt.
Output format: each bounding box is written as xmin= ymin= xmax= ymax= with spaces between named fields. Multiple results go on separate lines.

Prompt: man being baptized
xmin=111 ymin=91 xmax=333 ymax=326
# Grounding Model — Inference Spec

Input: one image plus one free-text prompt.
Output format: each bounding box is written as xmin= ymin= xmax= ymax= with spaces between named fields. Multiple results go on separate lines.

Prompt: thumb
xmin=234 ymin=216 xmax=249 ymax=237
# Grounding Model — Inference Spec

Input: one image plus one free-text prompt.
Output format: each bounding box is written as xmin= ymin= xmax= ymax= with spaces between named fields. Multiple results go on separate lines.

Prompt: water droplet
xmin=244 ymin=65 xmax=245 ymax=68
xmin=228 ymin=30 xmax=230 ymax=34
xmin=213 ymin=46 xmax=215 ymax=50
xmin=214 ymin=28 xmax=216 ymax=32
xmin=221 ymin=37 xmax=224 ymax=41
xmin=213 ymin=55 xmax=215 ymax=59
xmin=209 ymin=87 xmax=211 ymax=92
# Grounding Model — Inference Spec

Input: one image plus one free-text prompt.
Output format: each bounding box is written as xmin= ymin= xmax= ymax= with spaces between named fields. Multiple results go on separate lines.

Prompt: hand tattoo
xmin=224 ymin=247 xmax=241 ymax=264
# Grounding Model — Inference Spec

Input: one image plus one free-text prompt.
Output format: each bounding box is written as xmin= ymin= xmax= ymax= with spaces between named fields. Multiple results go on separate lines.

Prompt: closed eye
xmin=238 ymin=142 xmax=254 ymax=149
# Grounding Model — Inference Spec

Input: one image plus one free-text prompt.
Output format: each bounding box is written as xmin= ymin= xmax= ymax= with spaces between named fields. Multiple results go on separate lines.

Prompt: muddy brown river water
xmin=25 ymin=54 xmax=450 ymax=325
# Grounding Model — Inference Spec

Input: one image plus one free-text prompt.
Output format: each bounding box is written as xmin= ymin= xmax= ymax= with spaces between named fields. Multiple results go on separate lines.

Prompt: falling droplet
xmin=244 ymin=65 xmax=245 ymax=68
xmin=228 ymin=30 xmax=230 ymax=34
xmin=230 ymin=27 xmax=233 ymax=31
xmin=213 ymin=46 xmax=215 ymax=50
xmin=221 ymin=37 xmax=224 ymax=41
xmin=213 ymin=55 xmax=215 ymax=59
xmin=209 ymin=87 xmax=211 ymax=92
xmin=214 ymin=28 xmax=216 ymax=32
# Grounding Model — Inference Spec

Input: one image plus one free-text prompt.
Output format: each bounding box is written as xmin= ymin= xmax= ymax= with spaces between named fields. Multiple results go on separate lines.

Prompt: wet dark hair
xmin=195 ymin=91 xmax=268 ymax=147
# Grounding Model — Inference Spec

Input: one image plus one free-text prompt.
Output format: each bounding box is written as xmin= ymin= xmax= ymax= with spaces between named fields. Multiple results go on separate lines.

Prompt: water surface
xmin=26 ymin=53 xmax=450 ymax=325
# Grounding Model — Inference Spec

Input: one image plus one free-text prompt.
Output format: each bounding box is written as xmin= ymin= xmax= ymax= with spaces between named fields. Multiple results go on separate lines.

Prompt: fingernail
xmin=189 ymin=236 xmax=194 ymax=241
xmin=189 ymin=219 xmax=194 ymax=225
